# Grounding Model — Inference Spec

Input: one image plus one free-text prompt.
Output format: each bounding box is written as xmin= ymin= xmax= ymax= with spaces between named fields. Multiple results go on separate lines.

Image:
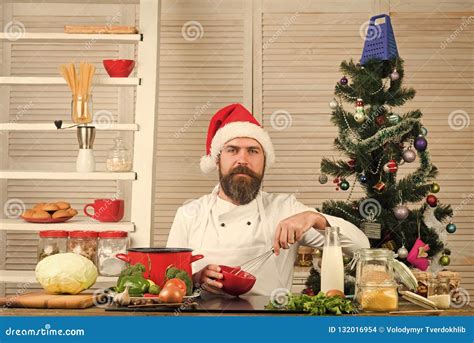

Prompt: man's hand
xmin=194 ymin=264 xmax=224 ymax=294
xmin=273 ymin=211 xmax=328 ymax=255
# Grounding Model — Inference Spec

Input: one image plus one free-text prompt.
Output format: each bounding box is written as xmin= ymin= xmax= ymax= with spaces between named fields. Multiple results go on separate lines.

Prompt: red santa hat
xmin=200 ymin=103 xmax=275 ymax=173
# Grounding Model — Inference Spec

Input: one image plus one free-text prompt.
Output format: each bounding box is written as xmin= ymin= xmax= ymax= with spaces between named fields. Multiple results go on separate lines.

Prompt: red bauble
xmin=375 ymin=115 xmax=387 ymax=126
xmin=426 ymin=194 xmax=438 ymax=207
xmin=347 ymin=159 xmax=356 ymax=169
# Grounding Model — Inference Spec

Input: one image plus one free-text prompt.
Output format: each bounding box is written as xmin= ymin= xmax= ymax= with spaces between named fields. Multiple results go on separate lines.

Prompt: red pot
xmin=116 ymin=248 xmax=203 ymax=287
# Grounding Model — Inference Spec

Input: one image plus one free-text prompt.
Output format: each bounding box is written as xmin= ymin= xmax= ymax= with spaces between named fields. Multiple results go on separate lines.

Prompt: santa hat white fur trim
xmin=200 ymin=121 xmax=275 ymax=173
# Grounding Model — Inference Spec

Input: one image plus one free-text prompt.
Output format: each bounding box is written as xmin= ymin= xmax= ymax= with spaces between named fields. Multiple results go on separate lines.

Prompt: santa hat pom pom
xmin=200 ymin=155 xmax=217 ymax=173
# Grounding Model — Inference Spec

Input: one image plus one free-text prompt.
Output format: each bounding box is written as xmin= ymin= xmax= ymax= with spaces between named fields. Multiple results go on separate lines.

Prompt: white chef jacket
xmin=167 ymin=185 xmax=370 ymax=295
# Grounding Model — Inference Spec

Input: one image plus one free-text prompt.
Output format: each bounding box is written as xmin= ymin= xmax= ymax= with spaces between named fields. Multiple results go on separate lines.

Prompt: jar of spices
xmin=68 ymin=231 xmax=98 ymax=265
xmin=38 ymin=230 xmax=68 ymax=262
xmin=98 ymin=231 xmax=128 ymax=276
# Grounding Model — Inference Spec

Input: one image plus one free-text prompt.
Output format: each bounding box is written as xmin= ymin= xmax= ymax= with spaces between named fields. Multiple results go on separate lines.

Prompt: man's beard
xmin=219 ymin=165 xmax=264 ymax=205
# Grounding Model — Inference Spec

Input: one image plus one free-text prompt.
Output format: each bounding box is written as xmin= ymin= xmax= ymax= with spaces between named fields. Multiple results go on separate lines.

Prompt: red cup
xmin=103 ymin=59 xmax=135 ymax=77
xmin=84 ymin=199 xmax=124 ymax=222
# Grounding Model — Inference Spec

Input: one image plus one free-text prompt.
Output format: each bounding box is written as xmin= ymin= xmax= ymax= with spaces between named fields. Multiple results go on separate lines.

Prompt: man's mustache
xmin=229 ymin=166 xmax=260 ymax=178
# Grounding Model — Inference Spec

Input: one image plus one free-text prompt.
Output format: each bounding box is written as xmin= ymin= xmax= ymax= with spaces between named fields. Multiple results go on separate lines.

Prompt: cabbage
xmin=35 ymin=253 xmax=98 ymax=294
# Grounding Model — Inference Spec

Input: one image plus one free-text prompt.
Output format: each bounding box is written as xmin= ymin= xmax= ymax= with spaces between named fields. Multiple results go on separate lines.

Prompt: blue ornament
xmin=414 ymin=135 xmax=428 ymax=151
xmin=359 ymin=175 xmax=368 ymax=183
xmin=446 ymin=223 xmax=457 ymax=234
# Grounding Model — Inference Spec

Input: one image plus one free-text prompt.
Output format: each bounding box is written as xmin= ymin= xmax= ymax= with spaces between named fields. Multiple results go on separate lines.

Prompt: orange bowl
xmin=219 ymin=265 xmax=256 ymax=296
xmin=103 ymin=59 xmax=135 ymax=77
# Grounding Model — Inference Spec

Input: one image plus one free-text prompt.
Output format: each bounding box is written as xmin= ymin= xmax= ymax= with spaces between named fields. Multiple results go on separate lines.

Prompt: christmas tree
xmin=305 ymin=15 xmax=455 ymax=295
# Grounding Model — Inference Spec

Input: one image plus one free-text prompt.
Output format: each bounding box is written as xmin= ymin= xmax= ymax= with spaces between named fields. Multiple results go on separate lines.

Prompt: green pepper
xmin=117 ymin=275 xmax=149 ymax=296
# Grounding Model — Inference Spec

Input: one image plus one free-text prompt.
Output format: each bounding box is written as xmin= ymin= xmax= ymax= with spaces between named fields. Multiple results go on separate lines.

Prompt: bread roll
xmin=52 ymin=209 xmax=71 ymax=218
xmin=33 ymin=203 xmax=46 ymax=210
xmin=32 ymin=210 xmax=51 ymax=219
xmin=66 ymin=208 xmax=78 ymax=216
xmin=42 ymin=203 xmax=60 ymax=212
xmin=55 ymin=201 xmax=71 ymax=210
xmin=22 ymin=209 xmax=36 ymax=218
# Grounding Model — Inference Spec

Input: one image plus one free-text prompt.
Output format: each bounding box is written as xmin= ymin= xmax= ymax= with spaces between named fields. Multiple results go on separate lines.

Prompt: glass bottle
xmin=320 ymin=226 xmax=344 ymax=293
xmin=106 ymin=137 xmax=132 ymax=172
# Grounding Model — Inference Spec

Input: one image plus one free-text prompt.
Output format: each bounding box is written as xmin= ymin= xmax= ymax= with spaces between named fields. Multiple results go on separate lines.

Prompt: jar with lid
xmin=354 ymin=248 xmax=399 ymax=312
xmin=67 ymin=231 xmax=98 ymax=265
xmin=98 ymin=231 xmax=128 ymax=276
xmin=428 ymin=276 xmax=451 ymax=309
xmin=38 ymin=230 xmax=68 ymax=262
xmin=106 ymin=137 xmax=132 ymax=172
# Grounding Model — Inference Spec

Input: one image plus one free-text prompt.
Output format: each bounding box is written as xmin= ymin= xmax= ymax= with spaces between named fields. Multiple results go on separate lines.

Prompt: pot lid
xmin=393 ymin=260 xmax=418 ymax=291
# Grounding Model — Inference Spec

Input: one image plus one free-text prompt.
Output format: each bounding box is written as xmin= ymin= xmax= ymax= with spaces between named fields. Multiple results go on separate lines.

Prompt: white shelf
xmin=0 ymin=171 xmax=136 ymax=180
xmin=0 ymin=123 xmax=139 ymax=131
xmin=0 ymin=77 xmax=140 ymax=86
xmin=0 ymin=32 xmax=141 ymax=43
xmin=0 ymin=270 xmax=117 ymax=284
xmin=0 ymin=218 xmax=135 ymax=232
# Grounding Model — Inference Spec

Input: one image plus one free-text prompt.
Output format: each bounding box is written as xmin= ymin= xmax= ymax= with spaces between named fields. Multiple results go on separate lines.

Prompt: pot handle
xmin=115 ymin=253 xmax=131 ymax=263
xmin=190 ymin=254 xmax=204 ymax=263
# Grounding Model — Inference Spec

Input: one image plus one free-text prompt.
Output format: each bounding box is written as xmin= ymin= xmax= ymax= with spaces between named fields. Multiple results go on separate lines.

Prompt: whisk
xmin=230 ymin=247 xmax=275 ymax=276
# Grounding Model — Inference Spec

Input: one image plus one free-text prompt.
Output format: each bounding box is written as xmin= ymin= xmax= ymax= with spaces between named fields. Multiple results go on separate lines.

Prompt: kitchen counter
xmin=1 ymin=295 xmax=473 ymax=316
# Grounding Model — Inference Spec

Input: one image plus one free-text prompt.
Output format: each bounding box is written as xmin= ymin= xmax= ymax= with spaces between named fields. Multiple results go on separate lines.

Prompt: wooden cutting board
xmin=0 ymin=292 xmax=96 ymax=309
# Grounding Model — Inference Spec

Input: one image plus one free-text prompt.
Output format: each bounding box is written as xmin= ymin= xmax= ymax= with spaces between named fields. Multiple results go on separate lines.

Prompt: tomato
xmin=164 ymin=278 xmax=186 ymax=296
xmin=158 ymin=285 xmax=184 ymax=303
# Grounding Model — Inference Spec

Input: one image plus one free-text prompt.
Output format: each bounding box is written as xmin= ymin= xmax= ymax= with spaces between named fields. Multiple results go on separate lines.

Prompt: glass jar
xmin=354 ymin=248 xmax=399 ymax=312
xmin=428 ymin=276 xmax=451 ymax=309
xmin=71 ymin=95 xmax=93 ymax=124
xmin=412 ymin=270 xmax=431 ymax=298
xmin=98 ymin=231 xmax=128 ymax=276
xmin=38 ymin=230 xmax=68 ymax=262
xmin=106 ymin=137 xmax=132 ymax=172
xmin=67 ymin=230 xmax=98 ymax=265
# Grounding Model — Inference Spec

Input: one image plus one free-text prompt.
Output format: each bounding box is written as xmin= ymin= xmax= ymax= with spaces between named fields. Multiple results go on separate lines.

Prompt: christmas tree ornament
xmin=430 ymin=182 xmax=440 ymax=193
xmin=383 ymin=159 xmax=398 ymax=173
xmin=314 ymin=249 xmax=322 ymax=258
xmin=388 ymin=114 xmax=401 ymax=125
xmin=354 ymin=112 xmax=365 ymax=123
xmin=421 ymin=127 xmax=428 ymax=136
xmin=382 ymin=240 xmax=396 ymax=251
xmin=414 ymin=135 xmax=428 ymax=151
xmin=402 ymin=149 xmax=416 ymax=163
xmin=373 ymin=181 xmax=386 ymax=193
xmin=347 ymin=159 xmax=356 ymax=169
xmin=318 ymin=174 xmax=328 ymax=184
xmin=390 ymin=69 xmax=399 ymax=81
xmin=397 ymin=245 xmax=408 ymax=259
xmin=407 ymin=238 xmax=430 ymax=271
xmin=375 ymin=115 xmax=387 ymax=126
xmin=393 ymin=205 xmax=409 ymax=220
xmin=446 ymin=222 xmax=457 ymax=234
xmin=443 ymin=248 xmax=451 ymax=256
xmin=329 ymin=99 xmax=338 ymax=109
xmin=426 ymin=194 xmax=438 ymax=207
xmin=359 ymin=174 xmax=368 ymax=183
xmin=339 ymin=76 xmax=348 ymax=85
xmin=343 ymin=255 xmax=352 ymax=265
xmin=439 ymin=254 xmax=450 ymax=267
xmin=360 ymin=222 xmax=382 ymax=239
xmin=340 ymin=180 xmax=350 ymax=191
